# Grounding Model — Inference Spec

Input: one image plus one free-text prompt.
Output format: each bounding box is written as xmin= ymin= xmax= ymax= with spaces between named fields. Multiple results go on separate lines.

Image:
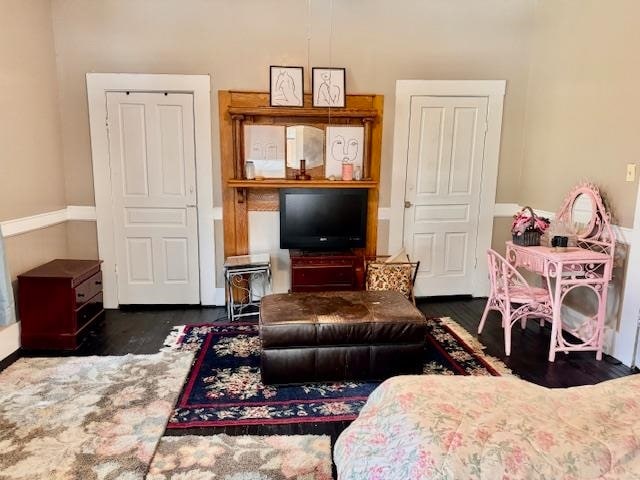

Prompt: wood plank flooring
xmin=3 ymin=297 xmax=635 ymax=475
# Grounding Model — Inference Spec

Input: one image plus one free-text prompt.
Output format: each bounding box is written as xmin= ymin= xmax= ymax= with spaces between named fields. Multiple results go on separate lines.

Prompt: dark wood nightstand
xmin=18 ymin=259 xmax=104 ymax=350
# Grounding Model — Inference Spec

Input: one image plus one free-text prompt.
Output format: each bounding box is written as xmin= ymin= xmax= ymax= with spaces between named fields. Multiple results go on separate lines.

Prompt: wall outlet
xmin=626 ymin=163 xmax=636 ymax=182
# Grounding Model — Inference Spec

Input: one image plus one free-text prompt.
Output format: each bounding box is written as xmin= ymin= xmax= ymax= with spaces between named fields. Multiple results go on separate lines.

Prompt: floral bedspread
xmin=334 ymin=374 xmax=640 ymax=480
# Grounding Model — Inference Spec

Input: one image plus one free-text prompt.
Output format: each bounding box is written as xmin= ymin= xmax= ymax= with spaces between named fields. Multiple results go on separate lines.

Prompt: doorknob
xmin=404 ymin=200 xmax=412 ymax=208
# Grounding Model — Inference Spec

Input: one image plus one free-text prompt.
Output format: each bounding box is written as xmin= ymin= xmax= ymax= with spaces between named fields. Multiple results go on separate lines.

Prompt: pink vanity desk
xmin=506 ymin=183 xmax=616 ymax=361
xmin=506 ymin=242 xmax=613 ymax=361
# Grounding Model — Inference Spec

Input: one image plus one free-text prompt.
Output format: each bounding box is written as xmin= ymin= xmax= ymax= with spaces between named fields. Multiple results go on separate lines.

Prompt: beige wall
xmin=50 ymin=0 xmax=535 ymax=210
xmin=4 ymin=224 xmax=68 ymax=282
xmin=519 ymin=0 xmax=640 ymax=227
xmin=0 ymin=0 xmax=67 ymax=222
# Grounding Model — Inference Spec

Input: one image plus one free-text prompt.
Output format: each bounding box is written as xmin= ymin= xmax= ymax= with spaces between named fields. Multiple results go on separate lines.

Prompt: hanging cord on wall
xmin=306 ymin=0 xmax=312 ymax=96
xmin=327 ymin=0 xmax=334 ymax=126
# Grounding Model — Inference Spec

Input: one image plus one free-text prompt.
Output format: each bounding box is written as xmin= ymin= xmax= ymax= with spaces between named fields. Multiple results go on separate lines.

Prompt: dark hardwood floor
xmin=3 ymin=296 xmax=635 ymax=472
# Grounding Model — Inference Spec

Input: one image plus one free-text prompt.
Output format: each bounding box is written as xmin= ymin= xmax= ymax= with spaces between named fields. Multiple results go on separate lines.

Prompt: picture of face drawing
xmin=330 ymin=135 xmax=359 ymax=163
xmin=325 ymin=126 xmax=364 ymax=178
xmin=244 ymin=125 xmax=286 ymax=177
xmin=270 ymin=67 xmax=303 ymax=107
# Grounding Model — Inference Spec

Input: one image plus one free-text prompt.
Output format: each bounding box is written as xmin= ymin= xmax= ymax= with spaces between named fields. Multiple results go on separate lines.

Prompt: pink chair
xmin=478 ymin=249 xmax=553 ymax=356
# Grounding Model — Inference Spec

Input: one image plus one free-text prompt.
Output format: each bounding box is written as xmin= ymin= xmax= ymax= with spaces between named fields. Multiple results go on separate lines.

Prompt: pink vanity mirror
xmin=555 ymin=182 xmax=615 ymax=258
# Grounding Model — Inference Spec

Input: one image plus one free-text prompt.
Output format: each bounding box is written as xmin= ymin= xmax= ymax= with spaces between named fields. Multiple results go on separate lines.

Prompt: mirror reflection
xmin=571 ymin=193 xmax=595 ymax=236
xmin=286 ymin=125 xmax=324 ymax=169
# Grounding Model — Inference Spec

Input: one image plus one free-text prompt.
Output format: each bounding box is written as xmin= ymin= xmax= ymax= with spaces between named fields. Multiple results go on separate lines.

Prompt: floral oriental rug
xmin=0 ymin=352 xmax=193 ymax=480
xmin=164 ymin=317 xmax=511 ymax=429
xmin=147 ymin=434 xmax=332 ymax=480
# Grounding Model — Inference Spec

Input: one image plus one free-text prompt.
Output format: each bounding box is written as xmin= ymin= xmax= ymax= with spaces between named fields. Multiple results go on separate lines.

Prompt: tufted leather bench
xmin=259 ymin=290 xmax=427 ymax=384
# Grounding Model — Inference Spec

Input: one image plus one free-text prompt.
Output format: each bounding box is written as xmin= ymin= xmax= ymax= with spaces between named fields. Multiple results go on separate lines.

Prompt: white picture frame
xmin=244 ymin=125 xmax=286 ymax=178
xmin=312 ymin=67 xmax=346 ymax=107
xmin=270 ymin=66 xmax=304 ymax=107
xmin=325 ymin=126 xmax=364 ymax=178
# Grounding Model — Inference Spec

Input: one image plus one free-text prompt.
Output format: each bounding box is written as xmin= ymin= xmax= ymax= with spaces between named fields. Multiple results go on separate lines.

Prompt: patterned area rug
xmin=147 ymin=434 xmax=332 ymax=479
xmin=164 ymin=317 xmax=510 ymax=428
xmin=0 ymin=352 xmax=193 ymax=480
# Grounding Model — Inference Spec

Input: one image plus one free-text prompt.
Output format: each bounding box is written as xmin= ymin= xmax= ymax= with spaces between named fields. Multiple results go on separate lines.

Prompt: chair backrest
xmin=486 ymin=249 xmax=536 ymax=304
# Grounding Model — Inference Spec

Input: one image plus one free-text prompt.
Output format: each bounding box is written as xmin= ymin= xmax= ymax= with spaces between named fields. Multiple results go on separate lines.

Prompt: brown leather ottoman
xmin=259 ymin=290 xmax=427 ymax=384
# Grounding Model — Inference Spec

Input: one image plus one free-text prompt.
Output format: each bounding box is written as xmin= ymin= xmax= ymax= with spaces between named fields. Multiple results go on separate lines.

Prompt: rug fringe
xmin=438 ymin=317 xmax=514 ymax=376
xmin=161 ymin=325 xmax=188 ymax=351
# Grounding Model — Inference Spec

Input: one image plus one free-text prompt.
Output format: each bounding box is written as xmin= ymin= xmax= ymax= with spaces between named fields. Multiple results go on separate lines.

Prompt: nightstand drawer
xmin=76 ymin=292 xmax=103 ymax=330
xmin=75 ymin=271 xmax=102 ymax=307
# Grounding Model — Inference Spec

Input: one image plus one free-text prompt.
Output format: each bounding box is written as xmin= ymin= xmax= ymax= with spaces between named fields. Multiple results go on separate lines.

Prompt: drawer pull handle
xmin=77 ymin=293 xmax=85 ymax=298
xmin=95 ymin=281 xmax=102 ymax=286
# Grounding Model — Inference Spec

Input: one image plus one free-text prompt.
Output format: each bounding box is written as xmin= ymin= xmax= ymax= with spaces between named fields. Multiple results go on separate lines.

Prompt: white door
xmin=403 ymin=96 xmax=488 ymax=296
xmin=106 ymin=92 xmax=199 ymax=304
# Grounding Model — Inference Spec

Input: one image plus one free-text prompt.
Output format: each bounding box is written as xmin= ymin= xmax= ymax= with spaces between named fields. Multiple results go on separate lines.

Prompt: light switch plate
xmin=626 ymin=163 xmax=636 ymax=182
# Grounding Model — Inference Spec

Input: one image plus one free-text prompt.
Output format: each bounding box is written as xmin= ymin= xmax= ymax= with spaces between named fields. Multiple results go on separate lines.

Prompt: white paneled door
xmin=106 ymin=92 xmax=199 ymax=304
xmin=403 ymin=96 xmax=489 ymax=296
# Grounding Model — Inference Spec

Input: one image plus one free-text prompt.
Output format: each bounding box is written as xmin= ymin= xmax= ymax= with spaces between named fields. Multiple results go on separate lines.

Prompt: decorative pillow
xmin=366 ymin=262 xmax=413 ymax=298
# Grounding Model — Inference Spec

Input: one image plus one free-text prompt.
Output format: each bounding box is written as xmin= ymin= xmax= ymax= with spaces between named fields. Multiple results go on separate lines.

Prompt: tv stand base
xmin=289 ymin=250 xmax=364 ymax=292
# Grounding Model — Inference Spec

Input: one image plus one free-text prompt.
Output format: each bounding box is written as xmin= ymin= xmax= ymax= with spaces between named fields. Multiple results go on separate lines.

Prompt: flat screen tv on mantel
xmin=279 ymin=188 xmax=368 ymax=250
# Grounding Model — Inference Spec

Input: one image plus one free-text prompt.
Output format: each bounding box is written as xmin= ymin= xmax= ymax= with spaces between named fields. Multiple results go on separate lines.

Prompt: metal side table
xmin=223 ymin=253 xmax=271 ymax=321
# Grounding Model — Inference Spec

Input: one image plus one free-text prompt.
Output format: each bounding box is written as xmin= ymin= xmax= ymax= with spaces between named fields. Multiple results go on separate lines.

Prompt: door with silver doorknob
xmin=402 ymin=95 xmax=489 ymax=296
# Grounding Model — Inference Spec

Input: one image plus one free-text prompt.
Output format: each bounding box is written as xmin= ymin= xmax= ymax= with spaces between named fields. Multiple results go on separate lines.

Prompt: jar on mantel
xmin=245 ymin=161 xmax=255 ymax=180
xmin=353 ymin=165 xmax=362 ymax=181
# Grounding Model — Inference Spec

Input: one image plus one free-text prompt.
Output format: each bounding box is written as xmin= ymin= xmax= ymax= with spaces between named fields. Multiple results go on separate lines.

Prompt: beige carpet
xmin=0 ymin=352 xmax=193 ymax=480
xmin=147 ymin=434 xmax=333 ymax=480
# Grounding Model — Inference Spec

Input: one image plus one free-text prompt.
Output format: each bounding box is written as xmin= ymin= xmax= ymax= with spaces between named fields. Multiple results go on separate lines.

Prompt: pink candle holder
xmin=342 ymin=163 xmax=353 ymax=181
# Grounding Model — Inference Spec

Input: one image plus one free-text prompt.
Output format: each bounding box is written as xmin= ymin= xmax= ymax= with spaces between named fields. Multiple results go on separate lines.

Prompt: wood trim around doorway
xmin=86 ymin=73 xmax=217 ymax=308
xmin=389 ymin=80 xmax=506 ymax=297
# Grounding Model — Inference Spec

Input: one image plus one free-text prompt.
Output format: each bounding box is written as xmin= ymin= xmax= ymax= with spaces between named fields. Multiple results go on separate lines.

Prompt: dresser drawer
xmin=292 ymin=266 xmax=354 ymax=287
xmin=75 ymin=271 xmax=102 ymax=307
xmin=75 ymin=292 xmax=103 ymax=331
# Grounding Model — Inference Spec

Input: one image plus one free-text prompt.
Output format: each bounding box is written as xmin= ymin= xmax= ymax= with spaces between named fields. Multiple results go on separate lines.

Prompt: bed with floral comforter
xmin=334 ymin=375 xmax=640 ymax=479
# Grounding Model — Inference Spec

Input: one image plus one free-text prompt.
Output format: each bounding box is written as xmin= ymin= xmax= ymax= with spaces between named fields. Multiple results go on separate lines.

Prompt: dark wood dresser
xmin=18 ymin=259 xmax=104 ymax=350
xmin=289 ymin=250 xmax=364 ymax=292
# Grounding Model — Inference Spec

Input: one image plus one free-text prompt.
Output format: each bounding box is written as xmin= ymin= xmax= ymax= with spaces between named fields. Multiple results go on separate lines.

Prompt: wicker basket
xmin=512 ymin=206 xmax=541 ymax=247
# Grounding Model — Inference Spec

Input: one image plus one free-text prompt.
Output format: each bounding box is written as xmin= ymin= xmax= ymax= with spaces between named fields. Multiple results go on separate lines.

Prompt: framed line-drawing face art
xmin=325 ymin=126 xmax=363 ymax=178
xmin=270 ymin=66 xmax=304 ymax=107
xmin=244 ymin=125 xmax=286 ymax=178
xmin=312 ymin=67 xmax=346 ymax=107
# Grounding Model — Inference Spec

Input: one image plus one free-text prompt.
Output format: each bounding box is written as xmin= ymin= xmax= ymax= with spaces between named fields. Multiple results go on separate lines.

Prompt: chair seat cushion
xmin=501 ymin=285 xmax=550 ymax=304
xmin=259 ymin=291 xmax=426 ymax=348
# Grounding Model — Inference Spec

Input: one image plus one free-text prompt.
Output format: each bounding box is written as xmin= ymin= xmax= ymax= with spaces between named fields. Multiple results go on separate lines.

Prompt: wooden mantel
xmin=219 ymin=90 xmax=384 ymax=259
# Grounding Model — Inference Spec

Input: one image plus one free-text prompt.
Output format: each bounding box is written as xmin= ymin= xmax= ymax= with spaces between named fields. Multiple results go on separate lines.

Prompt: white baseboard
xmin=0 ymin=322 xmax=20 ymax=361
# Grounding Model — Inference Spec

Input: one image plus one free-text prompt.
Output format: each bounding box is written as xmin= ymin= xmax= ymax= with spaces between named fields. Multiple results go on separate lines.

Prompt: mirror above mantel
xmin=285 ymin=125 xmax=324 ymax=170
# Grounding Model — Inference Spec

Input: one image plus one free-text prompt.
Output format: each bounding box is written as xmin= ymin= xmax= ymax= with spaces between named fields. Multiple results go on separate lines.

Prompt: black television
xmin=279 ymin=188 xmax=368 ymax=250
